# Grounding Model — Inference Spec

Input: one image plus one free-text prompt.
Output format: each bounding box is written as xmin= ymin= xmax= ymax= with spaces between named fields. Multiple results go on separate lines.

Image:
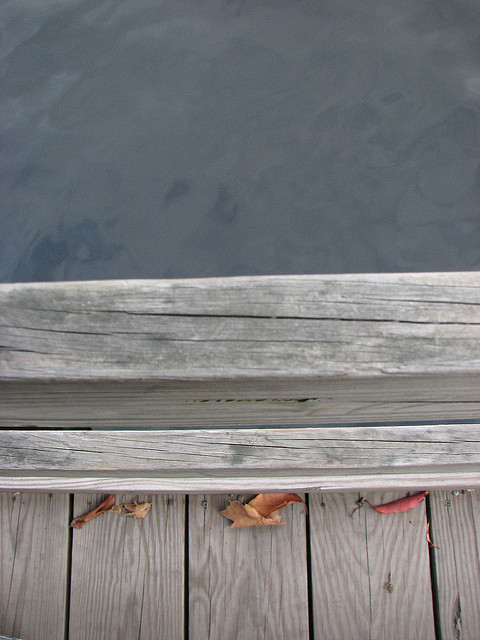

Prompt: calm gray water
xmin=1 ymin=0 xmax=480 ymax=282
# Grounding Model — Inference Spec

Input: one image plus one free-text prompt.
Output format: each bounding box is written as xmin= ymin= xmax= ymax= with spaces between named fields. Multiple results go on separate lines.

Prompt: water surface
xmin=2 ymin=0 xmax=480 ymax=281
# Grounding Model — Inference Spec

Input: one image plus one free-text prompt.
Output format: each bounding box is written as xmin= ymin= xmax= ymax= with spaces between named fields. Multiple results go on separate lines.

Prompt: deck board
xmin=309 ymin=492 xmax=436 ymax=640
xmin=429 ymin=490 xmax=480 ymax=640
xmin=188 ymin=494 xmax=309 ymax=640
xmin=0 ymin=492 xmax=69 ymax=640
xmin=2 ymin=490 xmax=479 ymax=639
xmin=68 ymin=494 xmax=184 ymax=640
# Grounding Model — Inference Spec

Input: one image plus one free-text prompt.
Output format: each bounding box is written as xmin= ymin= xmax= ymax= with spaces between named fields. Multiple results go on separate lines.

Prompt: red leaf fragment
xmin=427 ymin=521 xmax=440 ymax=549
xmin=365 ymin=491 xmax=429 ymax=514
xmin=70 ymin=494 xmax=116 ymax=529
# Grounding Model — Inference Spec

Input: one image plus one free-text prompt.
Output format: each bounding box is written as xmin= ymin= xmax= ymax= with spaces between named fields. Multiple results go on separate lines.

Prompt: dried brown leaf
xmin=221 ymin=493 xmax=305 ymax=528
xmin=220 ymin=501 xmax=283 ymax=528
xmin=248 ymin=493 xmax=306 ymax=518
xmin=111 ymin=501 xmax=152 ymax=519
xmin=70 ymin=494 xmax=116 ymax=529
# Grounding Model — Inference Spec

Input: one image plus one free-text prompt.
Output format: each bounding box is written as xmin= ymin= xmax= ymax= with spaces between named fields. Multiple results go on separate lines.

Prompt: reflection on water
xmin=12 ymin=219 xmax=123 ymax=281
xmin=1 ymin=0 xmax=480 ymax=281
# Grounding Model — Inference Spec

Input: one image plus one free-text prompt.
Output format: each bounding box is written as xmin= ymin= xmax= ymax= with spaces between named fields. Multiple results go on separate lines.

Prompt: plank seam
xmin=425 ymin=494 xmax=442 ymax=640
xmin=64 ymin=494 xmax=73 ymax=640
xmin=184 ymin=495 xmax=189 ymax=640
xmin=305 ymin=493 xmax=315 ymax=640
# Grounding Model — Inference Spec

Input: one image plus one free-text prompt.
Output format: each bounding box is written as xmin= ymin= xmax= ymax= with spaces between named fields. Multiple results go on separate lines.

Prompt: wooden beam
xmin=1 ymin=273 xmax=479 ymax=428
xmin=1 ymin=425 xmax=478 ymax=492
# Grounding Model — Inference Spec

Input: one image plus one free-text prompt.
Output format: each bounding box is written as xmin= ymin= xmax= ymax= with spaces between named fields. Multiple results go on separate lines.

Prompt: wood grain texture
xmin=189 ymin=493 xmax=309 ymax=640
xmin=1 ymin=377 xmax=478 ymax=428
xmin=0 ymin=492 xmax=69 ymax=640
xmin=2 ymin=471 xmax=479 ymax=494
xmin=1 ymin=425 xmax=478 ymax=493
xmin=1 ymin=273 xmax=479 ymax=428
xmin=309 ymin=492 xmax=435 ymax=640
xmin=429 ymin=491 xmax=480 ymax=640
xmin=69 ymin=493 xmax=184 ymax=640
xmin=3 ymin=425 xmax=479 ymax=472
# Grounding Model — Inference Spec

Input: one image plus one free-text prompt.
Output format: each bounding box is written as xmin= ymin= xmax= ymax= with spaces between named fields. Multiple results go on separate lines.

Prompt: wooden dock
xmin=1 ymin=489 xmax=479 ymax=640
xmin=1 ymin=273 xmax=479 ymax=638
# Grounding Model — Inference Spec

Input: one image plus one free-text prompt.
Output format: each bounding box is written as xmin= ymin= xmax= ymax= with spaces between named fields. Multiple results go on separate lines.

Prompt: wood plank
xmin=0 ymin=492 xmax=69 ymax=640
xmin=309 ymin=492 xmax=435 ymax=640
xmin=1 ymin=425 xmax=478 ymax=493
xmin=1 ymin=273 xmax=479 ymax=428
xmin=69 ymin=493 xmax=184 ymax=640
xmin=189 ymin=493 xmax=309 ymax=640
xmin=4 ymin=425 xmax=480 ymax=472
xmin=429 ymin=490 xmax=480 ymax=640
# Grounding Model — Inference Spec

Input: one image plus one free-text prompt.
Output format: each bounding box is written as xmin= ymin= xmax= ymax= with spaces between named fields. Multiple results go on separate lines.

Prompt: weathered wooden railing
xmin=0 ymin=273 xmax=479 ymax=491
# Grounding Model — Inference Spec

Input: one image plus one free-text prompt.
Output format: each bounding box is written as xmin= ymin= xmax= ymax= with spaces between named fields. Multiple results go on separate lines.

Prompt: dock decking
xmin=1 ymin=274 xmax=479 ymax=638
xmin=1 ymin=489 xmax=479 ymax=640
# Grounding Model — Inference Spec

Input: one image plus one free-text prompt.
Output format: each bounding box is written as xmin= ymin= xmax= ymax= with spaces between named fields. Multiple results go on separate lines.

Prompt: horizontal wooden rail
xmin=1 ymin=273 xmax=479 ymax=427
xmin=0 ymin=425 xmax=479 ymax=492
xmin=1 ymin=273 xmax=479 ymax=491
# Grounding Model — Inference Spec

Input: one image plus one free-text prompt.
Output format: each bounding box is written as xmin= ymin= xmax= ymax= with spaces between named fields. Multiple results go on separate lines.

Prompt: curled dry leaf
xmin=249 ymin=493 xmax=307 ymax=517
xmin=70 ymin=494 xmax=115 ymax=529
xmin=111 ymin=501 xmax=152 ymax=519
xmin=221 ymin=493 xmax=306 ymax=528
xmin=427 ymin=521 xmax=440 ymax=549
xmin=221 ymin=501 xmax=284 ymax=528
xmin=365 ymin=491 xmax=429 ymax=514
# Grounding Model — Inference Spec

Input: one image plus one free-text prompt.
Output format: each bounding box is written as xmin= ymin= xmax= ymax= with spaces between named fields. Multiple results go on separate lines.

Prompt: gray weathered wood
xmin=0 ymin=425 xmax=478 ymax=493
xmin=69 ymin=493 xmax=184 ymax=640
xmin=0 ymin=492 xmax=69 ymax=640
xmin=2 ymin=377 xmax=478 ymax=428
xmin=3 ymin=425 xmax=480 ymax=471
xmin=189 ymin=493 xmax=309 ymax=640
xmin=309 ymin=492 xmax=435 ymax=640
xmin=2 ymin=472 xmax=479 ymax=494
xmin=1 ymin=273 xmax=479 ymax=428
xmin=429 ymin=490 xmax=480 ymax=640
